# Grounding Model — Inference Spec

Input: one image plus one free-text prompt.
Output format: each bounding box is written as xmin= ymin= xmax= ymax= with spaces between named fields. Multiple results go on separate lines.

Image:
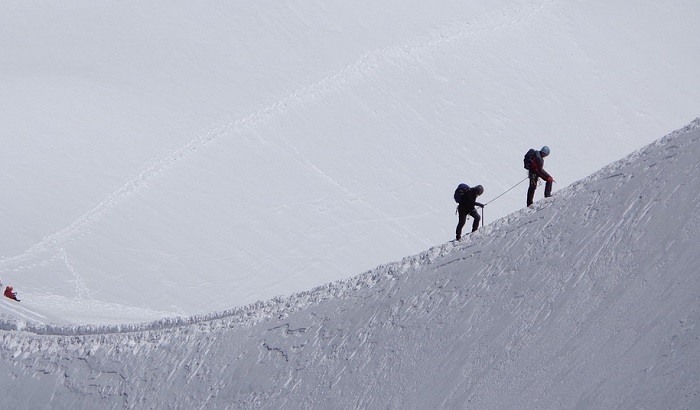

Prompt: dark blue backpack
xmin=524 ymin=149 xmax=536 ymax=170
xmin=454 ymin=183 xmax=469 ymax=203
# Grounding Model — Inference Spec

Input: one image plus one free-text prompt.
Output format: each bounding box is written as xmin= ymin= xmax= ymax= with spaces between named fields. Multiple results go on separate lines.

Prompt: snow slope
xmin=1 ymin=120 xmax=698 ymax=409
xmin=2 ymin=1 xmax=700 ymax=323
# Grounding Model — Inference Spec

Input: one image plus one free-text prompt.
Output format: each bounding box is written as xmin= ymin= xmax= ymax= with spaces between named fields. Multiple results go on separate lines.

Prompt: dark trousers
xmin=527 ymin=172 xmax=552 ymax=206
xmin=456 ymin=207 xmax=481 ymax=239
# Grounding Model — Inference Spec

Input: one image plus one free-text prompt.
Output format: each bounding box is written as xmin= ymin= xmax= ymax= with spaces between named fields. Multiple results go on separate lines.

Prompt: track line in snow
xmin=60 ymin=247 xmax=92 ymax=302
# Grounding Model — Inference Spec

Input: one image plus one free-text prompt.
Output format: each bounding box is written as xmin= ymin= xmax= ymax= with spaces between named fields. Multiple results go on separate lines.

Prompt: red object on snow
xmin=4 ymin=286 xmax=18 ymax=301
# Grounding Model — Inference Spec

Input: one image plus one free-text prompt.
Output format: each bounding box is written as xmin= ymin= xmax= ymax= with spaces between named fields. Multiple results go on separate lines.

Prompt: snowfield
xmin=1 ymin=0 xmax=700 ymax=408
xmin=1 ymin=120 xmax=699 ymax=408
xmin=1 ymin=1 xmax=700 ymax=324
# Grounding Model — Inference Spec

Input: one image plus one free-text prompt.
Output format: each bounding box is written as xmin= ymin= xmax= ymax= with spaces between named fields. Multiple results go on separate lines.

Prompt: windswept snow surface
xmin=1 ymin=1 xmax=700 ymax=323
xmin=1 ymin=121 xmax=699 ymax=408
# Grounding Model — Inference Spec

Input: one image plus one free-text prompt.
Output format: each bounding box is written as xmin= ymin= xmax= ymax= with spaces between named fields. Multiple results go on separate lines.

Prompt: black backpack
xmin=523 ymin=149 xmax=536 ymax=170
xmin=454 ymin=183 xmax=469 ymax=203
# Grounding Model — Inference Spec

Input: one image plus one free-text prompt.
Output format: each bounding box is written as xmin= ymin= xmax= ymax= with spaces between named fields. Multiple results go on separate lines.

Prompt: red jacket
xmin=4 ymin=286 xmax=18 ymax=301
xmin=528 ymin=150 xmax=552 ymax=181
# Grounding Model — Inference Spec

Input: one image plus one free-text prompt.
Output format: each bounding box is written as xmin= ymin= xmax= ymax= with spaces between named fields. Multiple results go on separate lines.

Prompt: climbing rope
xmin=480 ymin=177 xmax=529 ymax=226
xmin=485 ymin=177 xmax=528 ymax=206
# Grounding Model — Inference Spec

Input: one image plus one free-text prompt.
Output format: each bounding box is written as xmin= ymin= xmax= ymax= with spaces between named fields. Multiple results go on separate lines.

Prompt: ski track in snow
xmin=0 ymin=0 xmax=555 ymax=272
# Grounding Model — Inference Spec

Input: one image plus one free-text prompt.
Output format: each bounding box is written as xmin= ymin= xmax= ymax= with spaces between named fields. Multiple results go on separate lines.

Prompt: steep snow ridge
xmin=3 ymin=1 xmax=700 ymax=323
xmin=1 ymin=120 xmax=698 ymax=408
xmin=1 ymin=119 xmax=698 ymax=337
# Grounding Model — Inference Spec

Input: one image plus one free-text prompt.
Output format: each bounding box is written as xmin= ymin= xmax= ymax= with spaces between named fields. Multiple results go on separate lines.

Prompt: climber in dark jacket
xmin=525 ymin=146 xmax=554 ymax=207
xmin=456 ymin=185 xmax=485 ymax=240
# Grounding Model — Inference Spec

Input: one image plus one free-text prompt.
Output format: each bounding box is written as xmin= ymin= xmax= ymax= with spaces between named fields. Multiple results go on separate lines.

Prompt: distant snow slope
xmin=2 ymin=1 xmax=700 ymax=324
xmin=1 ymin=120 xmax=698 ymax=409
